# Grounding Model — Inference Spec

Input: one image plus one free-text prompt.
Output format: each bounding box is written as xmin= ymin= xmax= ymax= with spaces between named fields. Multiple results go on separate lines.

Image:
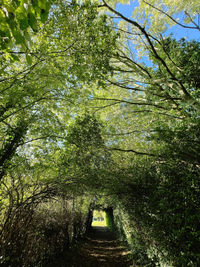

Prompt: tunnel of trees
xmin=0 ymin=0 xmax=200 ymax=266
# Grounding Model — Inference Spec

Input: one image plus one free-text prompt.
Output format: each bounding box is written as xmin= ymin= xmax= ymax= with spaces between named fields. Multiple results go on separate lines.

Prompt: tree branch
xmin=105 ymin=130 xmax=155 ymax=136
xmin=108 ymin=79 xmax=145 ymax=92
xmin=102 ymin=0 xmax=192 ymax=99
xmin=142 ymin=0 xmax=199 ymax=30
xmin=108 ymin=147 xmax=159 ymax=157
xmin=93 ymin=97 xmax=170 ymax=110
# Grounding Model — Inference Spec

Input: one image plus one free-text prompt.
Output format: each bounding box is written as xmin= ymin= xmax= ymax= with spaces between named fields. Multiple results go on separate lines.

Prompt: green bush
xmin=105 ymin=208 xmax=116 ymax=232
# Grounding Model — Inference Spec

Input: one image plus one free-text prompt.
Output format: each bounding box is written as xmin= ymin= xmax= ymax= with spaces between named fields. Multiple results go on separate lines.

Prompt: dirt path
xmin=49 ymin=226 xmax=133 ymax=267
xmin=72 ymin=226 xmax=133 ymax=267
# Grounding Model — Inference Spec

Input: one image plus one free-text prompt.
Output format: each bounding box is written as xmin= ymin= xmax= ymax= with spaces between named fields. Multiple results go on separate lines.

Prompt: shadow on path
xmin=48 ymin=226 xmax=133 ymax=266
xmin=74 ymin=226 xmax=132 ymax=267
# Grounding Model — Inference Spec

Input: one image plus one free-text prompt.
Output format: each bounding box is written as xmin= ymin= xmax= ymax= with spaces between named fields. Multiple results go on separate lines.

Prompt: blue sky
xmin=115 ymin=1 xmax=200 ymax=41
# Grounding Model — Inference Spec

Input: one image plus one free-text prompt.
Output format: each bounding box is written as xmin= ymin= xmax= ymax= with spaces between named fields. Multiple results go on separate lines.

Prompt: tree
xmin=1 ymin=1 xmax=200 ymax=265
xmin=0 ymin=0 xmax=117 ymax=181
xmin=82 ymin=2 xmax=200 ymax=265
xmin=58 ymin=115 xmax=111 ymax=193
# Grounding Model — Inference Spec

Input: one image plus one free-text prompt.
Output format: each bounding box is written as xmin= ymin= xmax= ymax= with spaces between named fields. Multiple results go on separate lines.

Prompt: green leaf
xmin=0 ymin=29 xmax=11 ymax=38
xmin=26 ymin=54 xmax=32 ymax=65
xmin=28 ymin=12 xmax=38 ymax=32
xmin=6 ymin=13 xmax=17 ymax=30
xmin=38 ymin=0 xmax=47 ymax=10
xmin=40 ymin=8 xmax=48 ymax=22
xmin=11 ymin=0 xmax=20 ymax=8
xmin=31 ymin=0 xmax=39 ymax=8
xmin=12 ymin=28 xmax=25 ymax=44
xmin=19 ymin=17 xmax=29 ymax=30
xmin=11 ymin=54 xmax=20 ymax=61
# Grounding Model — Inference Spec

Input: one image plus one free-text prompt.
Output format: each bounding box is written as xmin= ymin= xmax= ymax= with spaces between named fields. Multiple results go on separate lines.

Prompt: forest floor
xmin=48 ymin=226 xmax=134 ymax=267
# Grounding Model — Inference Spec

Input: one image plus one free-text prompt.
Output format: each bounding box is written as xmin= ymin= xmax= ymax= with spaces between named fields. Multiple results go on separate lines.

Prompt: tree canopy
xmin=0 ymin=1 xmax=200 ymax=266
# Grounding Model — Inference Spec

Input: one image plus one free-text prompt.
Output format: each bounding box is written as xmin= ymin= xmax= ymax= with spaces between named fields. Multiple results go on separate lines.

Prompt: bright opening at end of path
xmin=92 ymin=210 xmax=106 ymax=227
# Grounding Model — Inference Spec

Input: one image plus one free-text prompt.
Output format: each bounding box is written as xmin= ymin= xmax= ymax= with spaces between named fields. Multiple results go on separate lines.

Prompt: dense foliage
xmin=0 ymin=0 xmax=200 ymax=266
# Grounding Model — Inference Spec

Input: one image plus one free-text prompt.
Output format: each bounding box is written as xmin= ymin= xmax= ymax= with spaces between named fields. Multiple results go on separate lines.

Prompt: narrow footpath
xmin=49 ymin=226 xmax=133 ymax=267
